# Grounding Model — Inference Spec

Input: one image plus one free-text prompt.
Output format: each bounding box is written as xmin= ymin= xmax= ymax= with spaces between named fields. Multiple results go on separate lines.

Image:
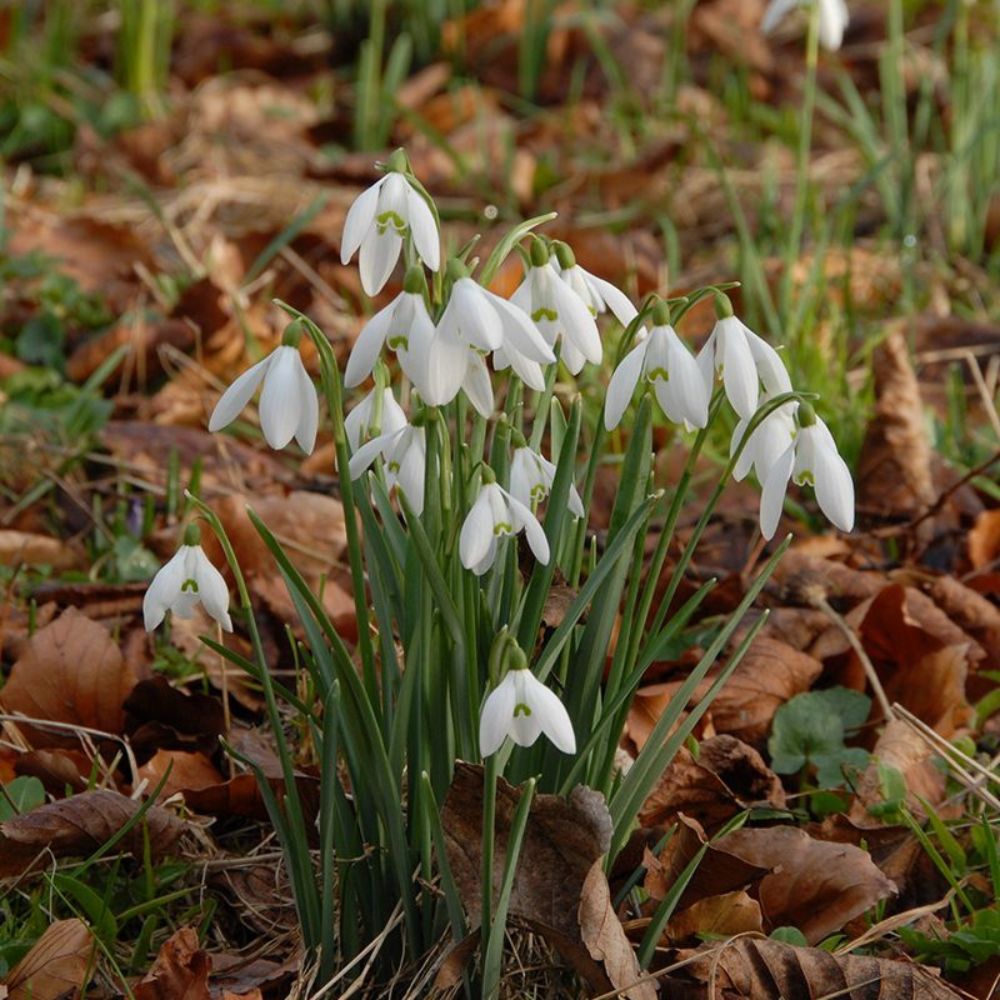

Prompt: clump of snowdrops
xmin=144 ymin=149 xmax=853 ymax=993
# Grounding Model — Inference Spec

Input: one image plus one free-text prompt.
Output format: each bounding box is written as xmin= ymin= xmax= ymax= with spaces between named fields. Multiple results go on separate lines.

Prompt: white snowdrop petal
xmin=293 ymin=357 xmax=319 ymax=454
xmin=506 ymin=492 xmax=550 ymax=566
xmin=340 ymin=177 xmax=384 ymax=264
xmin=553 ymin=276 xmax=602 ymax=364
xmin=462 ymin=355 xmax=495 ymax=417
xmin=585 ymin=272 xmax=638 ymax=327
xmin=760 ymin=444 xmax=795 ymax=540
xmin=819 ymin=0 xmax=848 ymax=49
xmin=568 ymin=484 xmax=585 ymax=519
xmin=479 ymin=675 xmax=518 ymax=756
xmin=460 ymin=487 xmax=498 ymax=570
xmin=717 ymin=318 xmax=759 ymax=419
xmin=604 ymin=341 xmax=646 ymax=430
xmin=344 ymin=297 xmax=398 ymax=387
xmin=208 ymin=356 xmax=270 ymax=432
xmin=404 ymin=183 xmax=440 ymax=271
xmin=192 ymin=548 xmax=233 ymax=632
xmin=348 ymin=430 xmax=398 ymax=479
xmin=142 ymin=548 xmax=188 ymax=631
xmin=668 ymin=337 xmax=709 ymax=428
xmin=395 ymin=430 xmax=427 ymax=517
xmin=744 ymin=326 xmax=792 ymax=395
xmin=258 ymin=347 xmax=301 ymax=449
xmin=525 ymin=675 xmax=576 ymax=754
xmin=815 ymin=449 xmax=855 ymax=533
xmin=487 ymin=291 xmax=556 ymax=364
xmin=504 ymin=349 xmax=546 ymax=391
xmin=359 ymin=227 xmax=402 ymax=296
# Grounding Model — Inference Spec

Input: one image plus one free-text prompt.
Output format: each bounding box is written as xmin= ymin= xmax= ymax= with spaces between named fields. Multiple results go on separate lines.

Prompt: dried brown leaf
xmin=4 ymin=919 xmax=94 ymax=1000
xmin=0 ymin=789 xmax=184 ymax=876
xmin=672 ymin=936 xmax=962 ymax=999
xmin=0 ymin=608 xmax=137 ymax=749
xmin=665 ymin=890 xmax=763 ymax=943
xmin=968 ymin=509 xmax=1000 ymax=570
xmin=138 ymin=751 xmax=224 ymax=800
xmin=0 ymin=531 xmax=82 ymax=571
xmin=715 ymin=826 xmax=897 ymax=944
xmin=134 ymin=927 xmax=210 ymax=1000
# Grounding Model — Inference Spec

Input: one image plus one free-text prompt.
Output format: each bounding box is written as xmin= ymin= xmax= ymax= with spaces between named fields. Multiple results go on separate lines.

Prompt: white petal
xmin=422 ymin=330 xmax=468 ymax=406
xmin=552 ymin=274 xmax=602 ymax=364
xmin=819 ymin=0 xmax=848 ymax=49
xmin=523 ymin=673 xmax=576 ymax=753
xmin=761 ymin=0 xmax=799 ymax=34
xmin=666 ymin=332 xmax=709 ymax=428
xmin=568 ymin=484 xmax=585 ymax=519
xmin=404 ymin=183 xmax=440 ymax=271
xmin=730 ymin=416 xmax=754 ymax=481
xmin=460 ymin=485 xmax=498 ymax=570
xmin=344 ymin=390 xmax=374 ymax=450
xmin=208 ymin=355 xmax=270 ymax=432
xmin=716 ymin=318 xmax=759 ymax=419
xmin=561 ymin=340 xmax=586 ymax=376
xmin=604 ymin=341 xmax=646 ymax=430
xmin=258 ymin=347 xmax=302 ymax=449
xmin=447 ymin=280 xmax=504 ymax=352
xmin=192 ymin=547 xmax=233 ymax=631
xmin=584 ymin=270 xmax=638 ymax=327
xmin=294 ymin=357 xmax=319 ymax=454
xmin=359 ymin=227 xmax=402 ymax=296
xmin=486 ymin=290 xmax=557 ymax=364
xmin=509 ymin=449 xmax=537 ymax=509
xmin=505 ymin=490 xmax=550 ymax=565
xmin=813 ymin=440 xmax=854 ymax=533
xmin=142 ymin=548 xmax=188 ymax=631
xmin=509 ymin=671 xmax=544 ymax=747
xmin=344 ymin=296 xmax=398 ymax=387
xmin=744 ymin=326 xmax=792 ymax=395
xmin=348 ymin=429 xmax=400 ymax=479
xmin=479 ymin=674 xmax=517 ymax=756
xmin=502 ymin=347 xmax=546 ymax=391
xmin=340 ymin=177 xmax=384 ymax=264
xmin=462 ymin=355 xmax=495 ymax=418
xmin=760 ymin=444 xmax=795 ymax=540
xmin=394 ymin=429 xmax=426 ymax=516
xmin=472 ymin=537 xmax=498 ymax=577
xmin=696 ymin=335 xmax=717 ymax=402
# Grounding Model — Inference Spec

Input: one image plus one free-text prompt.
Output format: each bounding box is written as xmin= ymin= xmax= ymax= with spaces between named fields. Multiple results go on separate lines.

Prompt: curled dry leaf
xmin=639 ymin=735 xmax=786 ymax=833
xmin=848 ymin=718 xmax=947 ymax=828
xmin=137 ymin=750 xmax=224 ymax=801
xmin=670 ymin=936 xmax=963 ymax=999
xmin=134 ymin=927 xmax=210 ymax=1000
xmin=0 ymin=788 xmax=185 ymax=876
xmin=3 ymin=918 xmax=95 ymax=1000
xmin=0 ymin=530 xmax=83 ymax=571
xmin=926 ymin=574 xmax=1000 ymax=665
xmin=857 ymin=324 xmax=936 ymax=519
xmin=442 ymin=762 xmax=654 ymax=1000
xmin=714 ymin=826 xmax=897 ymax=944
xmin=664 ymin=890 xmax=763 ymax=944
xmin=0 ymin=608 xmax=137 ymax=749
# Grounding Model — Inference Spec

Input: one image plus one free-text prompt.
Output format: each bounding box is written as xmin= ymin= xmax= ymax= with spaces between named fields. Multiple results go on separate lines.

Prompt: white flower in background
xmin=340 ymin=155 xmax=440 ymax=295
xmin=209 ymin=334 xmax=318 ymax=454
xmin=479 ymin=666 xmax=576 ymax=755
xmin=551 ymin=241 xmax=638 ymax=329
xmin=605 ymin=307 xmax=709 ymax=431
xmin=510 ymin=241 xmax=602 ymax=375
xmin=344 ymin=385 xmax=407 ymax=451
xmin=731 ymin=396 xmax=797 ymax=484
xmin=511 ymin=445 xmax=585 ymax=518
xmin=460 ymin=477 xmax=549 ymax=576
xmin=759 ymin=403 xmax=854 ymax=539
xmin=348 ymin=422 xmax=427 ymax=515
xmin=761 ymin=0 xmax=849 ymax=51
xmin=143 ymin=526 xmax=232 ymax=632
xmin=344 ymin=269 xmax=436 ymax=393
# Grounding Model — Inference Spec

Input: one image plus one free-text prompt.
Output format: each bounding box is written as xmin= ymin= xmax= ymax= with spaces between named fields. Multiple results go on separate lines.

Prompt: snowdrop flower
xmin=696 ymin=301 xmax=763 ymax=421
xmin=552 ymin=241 xmax=638 ymax=329
xmin=480 ymin=666 xmax=576 ymax=756
xmin=759 ymin=403 xmax=854 ymax=539
xmin=510 ymin=240 xmax=601 ymax=375
xmin=344 ymin=384 xmax=407 ymax=451
xmin=344 ymin=268 xmax=436 ymax=393
xmin=143 ymin=525 xmax=232 ymax=632
xmin=762 ymin=0 xmax=849 ymax=51
xmin=208 ymin=325 xmax=318 ymax=453
xmin=510 ymin=443 xmax=585 ymax=518
xmin=433 ymin=263 xmax=556 ymax=412
xmin=731 ymin=395 xmax=797 ymax=484
xmin=348 ymin=421 xmax=427 ymax=515
xmin=605 ymin=302 xmax=708 ymax=431
xmin=340 ymin=152 xmax=440 ymax=295
xmin=460 ymin=473 xmax=549 ymax=576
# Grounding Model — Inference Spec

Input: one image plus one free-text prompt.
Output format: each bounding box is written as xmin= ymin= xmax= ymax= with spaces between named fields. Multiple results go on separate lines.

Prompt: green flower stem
xmin=528 ymin=359 xmax=559 ymax=451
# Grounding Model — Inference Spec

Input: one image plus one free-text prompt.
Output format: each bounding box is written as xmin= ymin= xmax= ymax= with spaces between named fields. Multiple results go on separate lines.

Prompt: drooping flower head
xmin=551 ymin=241 xmax=638 ymax=329
xmin=510 ymin=239 xmax=602 ymax=375
xmin=759 ymin=402 xmax=855 ymax=539
xmin=348 ymin=418 xmax=427 ymax=515
xmin=459 ymin=470 xmax=549 ymax=576
xmin=479 ymin=665 xmax=576 ymax=756
xmin=761 ymin=0 xmax=849 ymax=51
xmin=605 ymin=300 xmax=709 ymax=431
xmin=143 ymin=523 xmax=232 ymax=633
xmin=340 ymin=150 xmax=440 ymax=295
xmin=344 ymin=383 xmax=408 ymax=451
xmin=208 ymin=321 xmax=318 ymax=454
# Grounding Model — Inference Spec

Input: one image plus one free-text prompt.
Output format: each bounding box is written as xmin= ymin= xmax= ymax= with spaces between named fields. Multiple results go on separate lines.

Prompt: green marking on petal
xmin=387 ymin=335 xmax=409 ymax=350
xmin=646 ymin=367 xmax=669 ymax=383
xmin=530 ymin=484 xmax=547 ymax=501
xmin=795 ymin=469 xmax=815 ymax=487
xmin=375 ymin=210 xmax=407 ymax=235
xmin=514 ymin=703 xmax=532 ymax=717
xmin=181 ymin=578 xmax=199 ymax=593
xmin=493 ymin=521 xmax=513 ymax=536
xmin=531 ymin=307 xmax=558 ymax=323
xmin=388 ymin=461 xmax=401 ymax=473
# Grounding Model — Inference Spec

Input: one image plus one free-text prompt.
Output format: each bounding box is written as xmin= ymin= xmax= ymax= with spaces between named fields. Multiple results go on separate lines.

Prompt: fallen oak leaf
xmin=0 ymin=788 xmax=185 ymax=876
xmin=0 ymin=608 xmax=137 ymax=750
xmin=134 ymin=927 xmax=210 ymax=1000
xmin=3 ymin=919 xmax=95 ymax=1000
xmin=714 ymin=826 xmax=897 ymax=945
